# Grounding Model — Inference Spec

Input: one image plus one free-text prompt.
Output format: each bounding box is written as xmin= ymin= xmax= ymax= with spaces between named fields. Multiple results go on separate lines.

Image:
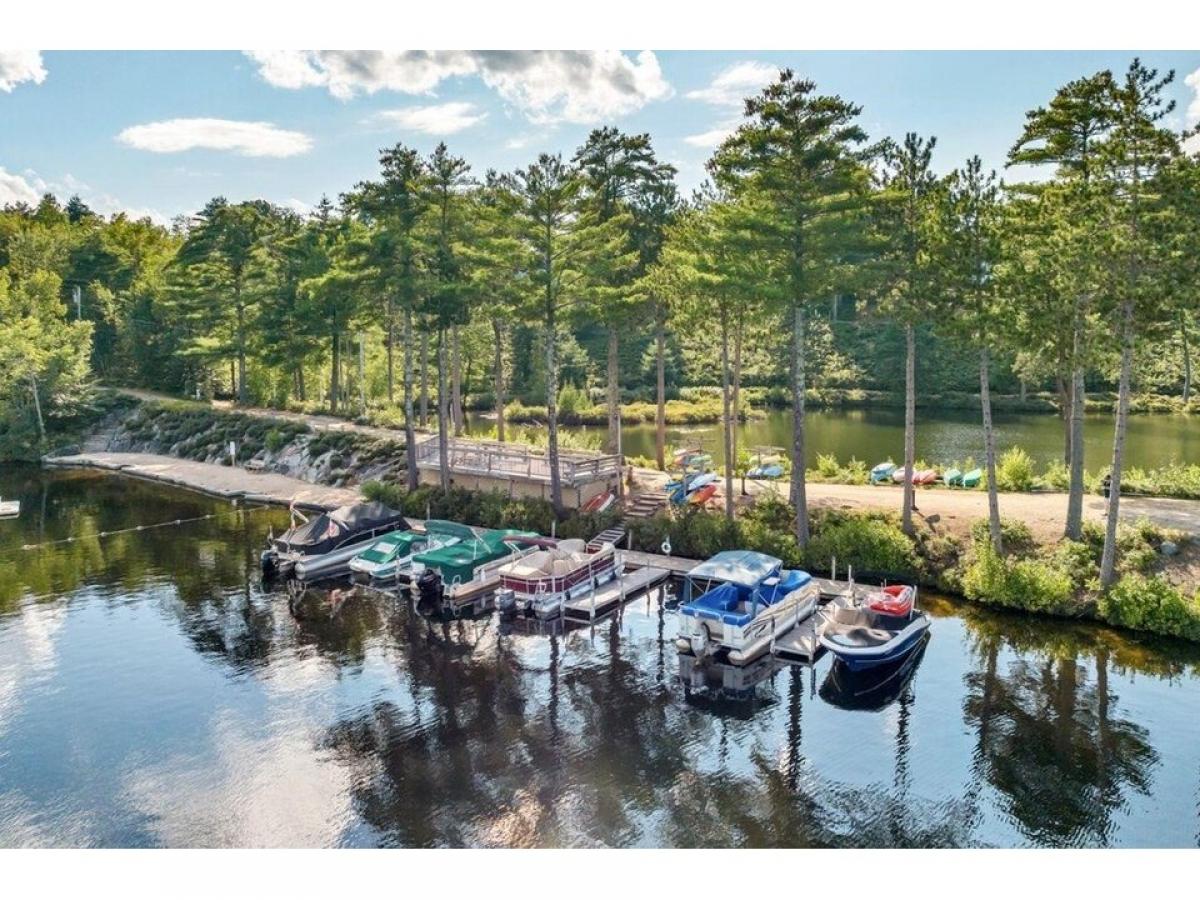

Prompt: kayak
xmin=962 ymin=468 xmax=983 ymax=488
xmin=688 ymin=484 xmax=718 ymax=505
xmin=748 ymin=463 xmax=783 ymax=479
xmin=891 ymin=467 xmax=938 ymax=485
xmin=870 ymin=462 xmax=896 ymax=484
xmin=944 ymin=467 xmax=963 ymax=486
xmin=582 ymin=490 xmax=616 ymax=514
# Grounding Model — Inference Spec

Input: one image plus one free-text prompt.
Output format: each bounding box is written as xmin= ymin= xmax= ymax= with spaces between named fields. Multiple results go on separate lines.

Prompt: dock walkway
xmin=44 ymin=452 xmax=361 ymax=510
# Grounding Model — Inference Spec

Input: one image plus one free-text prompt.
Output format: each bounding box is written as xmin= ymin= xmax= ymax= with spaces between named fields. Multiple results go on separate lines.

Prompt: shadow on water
xmin=2 ymin=464 xmax=1199 ymax=848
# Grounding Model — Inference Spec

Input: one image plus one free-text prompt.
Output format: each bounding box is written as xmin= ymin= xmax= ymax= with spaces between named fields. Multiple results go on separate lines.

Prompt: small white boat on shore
xmin=0 ymin=497 xmax=19 ymax=518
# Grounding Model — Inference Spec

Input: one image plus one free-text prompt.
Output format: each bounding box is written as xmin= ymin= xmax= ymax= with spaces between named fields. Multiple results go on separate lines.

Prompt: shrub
xmin=816 ymin=453 xmax=840 ymax=479
xmin=1098 ymin=576 xmax=1200 ymax=642
xmin=1041 ymin=459 xmax=1070 ymax=491
xmin=805 ymin=510 xmax=918 ymax=578
xmin=996 ymin=446 xmax=1035 ymax=492
xmin=961 ymin=541 xmax=1076 ymax=615
xmin=556 ymin=384 xmax=589 ymax=419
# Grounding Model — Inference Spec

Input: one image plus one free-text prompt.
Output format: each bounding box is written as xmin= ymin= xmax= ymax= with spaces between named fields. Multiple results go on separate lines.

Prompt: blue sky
xmin=2 ymin=50 xmax=1198 ymax=224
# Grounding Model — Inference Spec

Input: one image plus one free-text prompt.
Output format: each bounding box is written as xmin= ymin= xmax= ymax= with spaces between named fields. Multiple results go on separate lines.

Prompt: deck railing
xmin=414 ymin=436 xmax=621 ymax=487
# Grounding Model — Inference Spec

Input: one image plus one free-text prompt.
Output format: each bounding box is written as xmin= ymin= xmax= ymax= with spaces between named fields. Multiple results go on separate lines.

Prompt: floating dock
xmin=562 ymin=565 xmax=671 ymax=622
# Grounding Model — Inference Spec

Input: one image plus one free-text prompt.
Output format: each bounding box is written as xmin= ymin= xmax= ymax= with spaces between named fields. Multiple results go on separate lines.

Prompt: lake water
xmin=1 ymin=466 xmax=1198 ymax=848
xmin=472 ymin=409 xmax=1200 ymax=471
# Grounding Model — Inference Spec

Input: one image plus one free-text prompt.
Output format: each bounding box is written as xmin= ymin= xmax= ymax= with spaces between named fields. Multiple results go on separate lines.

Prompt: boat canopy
xmin=425 ymin=519 xmax=477 ymax=541
xmin=276 ymin=502 xmax=403 ymax=553
xmin=688 ymin=550 xmax=781 ymax=587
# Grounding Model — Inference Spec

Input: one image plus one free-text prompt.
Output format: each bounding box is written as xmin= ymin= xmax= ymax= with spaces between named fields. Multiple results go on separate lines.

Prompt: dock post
xmin=831 ymin=555 xmax=837 ymax=583
xmin=848 ymin=565 xmax=854 ymax=601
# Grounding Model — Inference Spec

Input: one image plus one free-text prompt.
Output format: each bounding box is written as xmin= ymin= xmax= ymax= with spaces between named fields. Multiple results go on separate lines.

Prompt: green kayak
xmin=944 ymin=468 xmax=963 ymax=487
xmin=962 ymin=468 xmax=983 ymax=488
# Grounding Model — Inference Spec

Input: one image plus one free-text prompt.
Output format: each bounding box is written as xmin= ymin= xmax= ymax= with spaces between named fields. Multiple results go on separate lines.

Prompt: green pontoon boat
xmin=412 ymin=528 xmax=540 ymax=617
xmin=348 ymin=519 xmax=474 ymax=583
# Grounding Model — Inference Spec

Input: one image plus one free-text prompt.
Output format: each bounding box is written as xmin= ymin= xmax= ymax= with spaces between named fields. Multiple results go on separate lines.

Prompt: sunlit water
xmin=1 ymin=466 xmax=1198 ymax=848
xmin=470 ymin=408 xmax=1200 ymax=471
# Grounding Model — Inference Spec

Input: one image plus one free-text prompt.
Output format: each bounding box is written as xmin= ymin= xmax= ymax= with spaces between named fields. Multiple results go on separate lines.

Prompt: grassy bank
xmin=360 ymin=479 xmax=1199 ymax=644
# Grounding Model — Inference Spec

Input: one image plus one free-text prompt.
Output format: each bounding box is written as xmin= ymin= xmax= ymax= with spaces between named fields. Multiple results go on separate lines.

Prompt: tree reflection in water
xmin=3 ymin=466 xmax=1199 ymax=848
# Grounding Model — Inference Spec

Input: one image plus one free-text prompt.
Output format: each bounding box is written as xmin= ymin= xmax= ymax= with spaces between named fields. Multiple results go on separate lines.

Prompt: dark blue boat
xmin=818 ymin=585 xmax=931 ymax=671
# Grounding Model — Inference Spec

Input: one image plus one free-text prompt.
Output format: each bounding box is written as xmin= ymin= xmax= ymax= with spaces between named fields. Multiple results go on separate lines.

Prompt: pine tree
xmin=713 ymin=69 xmax=872 ymax=544
xmin=1009 ymin=71 xmax=1117 ymax=539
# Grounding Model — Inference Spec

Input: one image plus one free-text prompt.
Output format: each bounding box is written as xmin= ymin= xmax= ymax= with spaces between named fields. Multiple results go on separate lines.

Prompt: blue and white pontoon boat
xmin=676 ymin=550 xmax=820 ymax=665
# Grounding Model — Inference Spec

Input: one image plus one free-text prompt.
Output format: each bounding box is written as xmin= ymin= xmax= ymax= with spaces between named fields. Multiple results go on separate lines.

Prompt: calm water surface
xmin=1 ymin=466 xmax=1198 ymax=848
xmin=470 ymin=409 xmax=1200 ymax=471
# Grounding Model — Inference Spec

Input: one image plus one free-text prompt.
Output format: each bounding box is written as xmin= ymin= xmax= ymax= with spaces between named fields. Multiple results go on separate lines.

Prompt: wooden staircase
xmin=587 ymin=526 xmax=628 ymax=552
xmin=623 ymin=492 xmax=668 ymax=520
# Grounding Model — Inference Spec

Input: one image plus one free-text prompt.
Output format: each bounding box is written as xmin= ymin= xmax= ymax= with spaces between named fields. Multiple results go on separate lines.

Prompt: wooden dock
xmin=562 ymin=565 xmax=671 ymax=622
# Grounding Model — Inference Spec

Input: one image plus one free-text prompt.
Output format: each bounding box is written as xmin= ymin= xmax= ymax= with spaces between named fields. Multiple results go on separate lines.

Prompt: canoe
xmin=944 ymin=468 xmax=963 ymax=486
xmin=747 ymin=463 xmax=783 ymax=480
xmin=684 ymin=453 xmax=712 ymax=468
xmin=582 ymin=490 xmax=616 ymax=514
xmin=688 ymin=484 xmax=718 ymax=505
xmin=688 ymin=472 xmax=718 ymax=491
xmin=914 ymin=469 xmax=938 ymax=486
xmin=870 ymin=462 xmax=896 ymax=484
xmin=962 ymin=468 xmax=983 ymax=488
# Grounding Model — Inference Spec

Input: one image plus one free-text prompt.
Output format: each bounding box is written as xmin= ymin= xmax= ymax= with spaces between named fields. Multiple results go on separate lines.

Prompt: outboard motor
xmin=414 ymin=567 xmax=444 ymax=617
xmin=496 ymin=587 xmax=517 ymax=618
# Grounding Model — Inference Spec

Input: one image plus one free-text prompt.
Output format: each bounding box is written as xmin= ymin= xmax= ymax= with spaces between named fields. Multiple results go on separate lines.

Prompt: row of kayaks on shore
xmin=868 ymin=461 xmax=983 ymax=487
xmin=260 ymin=504 xmax=931 ymax=670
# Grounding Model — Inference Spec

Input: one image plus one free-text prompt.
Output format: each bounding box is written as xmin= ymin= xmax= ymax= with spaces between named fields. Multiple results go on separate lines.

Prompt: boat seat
xmin=825 ymin=625 xmax=895 ymax=649
xmin=682 ymin=582 xmax=741 ymax=620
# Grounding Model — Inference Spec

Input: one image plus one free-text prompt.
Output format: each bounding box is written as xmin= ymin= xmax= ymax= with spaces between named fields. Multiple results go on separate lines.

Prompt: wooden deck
xmin=562 ymin=566 xmax=671 ymax=622
xmin=414 ymin=435 xmax=621 ymax=487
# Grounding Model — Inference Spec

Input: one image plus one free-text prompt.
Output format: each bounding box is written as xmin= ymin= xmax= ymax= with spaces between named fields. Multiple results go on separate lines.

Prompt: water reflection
xmin=1 ymin=466 xmax=1198 ymax=848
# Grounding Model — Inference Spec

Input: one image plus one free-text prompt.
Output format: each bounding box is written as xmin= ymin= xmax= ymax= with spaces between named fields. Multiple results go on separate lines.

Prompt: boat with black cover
xmin=261 ymin=501 xmax=407 ymax=581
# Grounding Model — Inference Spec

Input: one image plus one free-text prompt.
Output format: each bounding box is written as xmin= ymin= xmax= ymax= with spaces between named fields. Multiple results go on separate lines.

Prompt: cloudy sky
xmin=2 ymin=49 xmax=1198 ymax=225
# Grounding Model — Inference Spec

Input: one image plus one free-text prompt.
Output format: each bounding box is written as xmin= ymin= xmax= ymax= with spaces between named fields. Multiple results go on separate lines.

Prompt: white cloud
xmin=0 ymin=167 xmax=43 ymax=206
xmin=245 ymin=50 xmax=672 ymax=125
xmin=0 ymin=50 xmax=46 ymax=93
xmin=685 ymin=60 xmax=777 ymax=108
xmin=1185 ymin=67 xmax=1200 ymax=127
xmin=0 ymin=165 xmax=168 ymax=223
xmin=368 ymin=101 xmax=486 ymax=135
xmin=683 ymin=123 xmax=738 ymax=149
xmin=117 ymin=118 xmax=313 ymax=157
xmin=476 ymin=50 xmax=672 ymax=125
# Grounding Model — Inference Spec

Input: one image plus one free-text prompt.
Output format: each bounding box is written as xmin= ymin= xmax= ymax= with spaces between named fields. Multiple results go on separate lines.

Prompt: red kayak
xmin=891 ymin=468 xmax=939 ymax=485
xmin=688 ymin=484 xmax=718 ymax=505
xmin=866 ymin=584 xmax=914 ymax=616
xmin=582 ymin=490 xmax=616 ymax=514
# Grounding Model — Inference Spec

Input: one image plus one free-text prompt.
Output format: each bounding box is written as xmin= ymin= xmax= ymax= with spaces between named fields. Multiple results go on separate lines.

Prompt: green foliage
xmin=995 ymin=446 xmax=1036 ymax=492
xmin=804 ymin=509 xmax=919 ymax=578
xmin=1098 ymin=576 xmax=1200 ymax=642
xmin=962 ymin=540 xmax=1077 ymax=615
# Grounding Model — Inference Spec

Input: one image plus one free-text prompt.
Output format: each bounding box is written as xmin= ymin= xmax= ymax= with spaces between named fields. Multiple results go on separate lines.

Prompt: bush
xmin=805 ymin=510 xmax=918 ymax=578
xmin=1041 ymin=459 xmax=1070 ymax=491
xmin=816 ymin=453 xmax=840 ymax=479
xmin=962 ymin=541 xmax=1076 ymax=615
xmin=1099 ymin=576 xmax=1200 ymax=642
xmin=996 ymin=446 xmax=1035 ymax=492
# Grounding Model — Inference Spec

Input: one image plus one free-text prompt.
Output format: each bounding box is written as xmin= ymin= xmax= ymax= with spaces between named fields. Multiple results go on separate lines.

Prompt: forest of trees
xmin=2 ymin=58 xmax=1197 ymax=588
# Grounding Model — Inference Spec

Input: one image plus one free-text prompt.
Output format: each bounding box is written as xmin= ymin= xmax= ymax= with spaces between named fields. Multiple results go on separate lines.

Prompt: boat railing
xmin=414 ymin=436 xmax=621 ymax=487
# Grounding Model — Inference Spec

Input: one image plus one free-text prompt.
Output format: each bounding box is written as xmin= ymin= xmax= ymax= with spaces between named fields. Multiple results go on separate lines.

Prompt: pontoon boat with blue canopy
xmin=676 ymin=550 xmax=819 ymax=665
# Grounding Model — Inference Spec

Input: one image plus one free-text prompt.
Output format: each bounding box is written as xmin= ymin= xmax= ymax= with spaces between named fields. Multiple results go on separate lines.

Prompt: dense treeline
xmin=2 ymin=58 xmax=1197 ymax=586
